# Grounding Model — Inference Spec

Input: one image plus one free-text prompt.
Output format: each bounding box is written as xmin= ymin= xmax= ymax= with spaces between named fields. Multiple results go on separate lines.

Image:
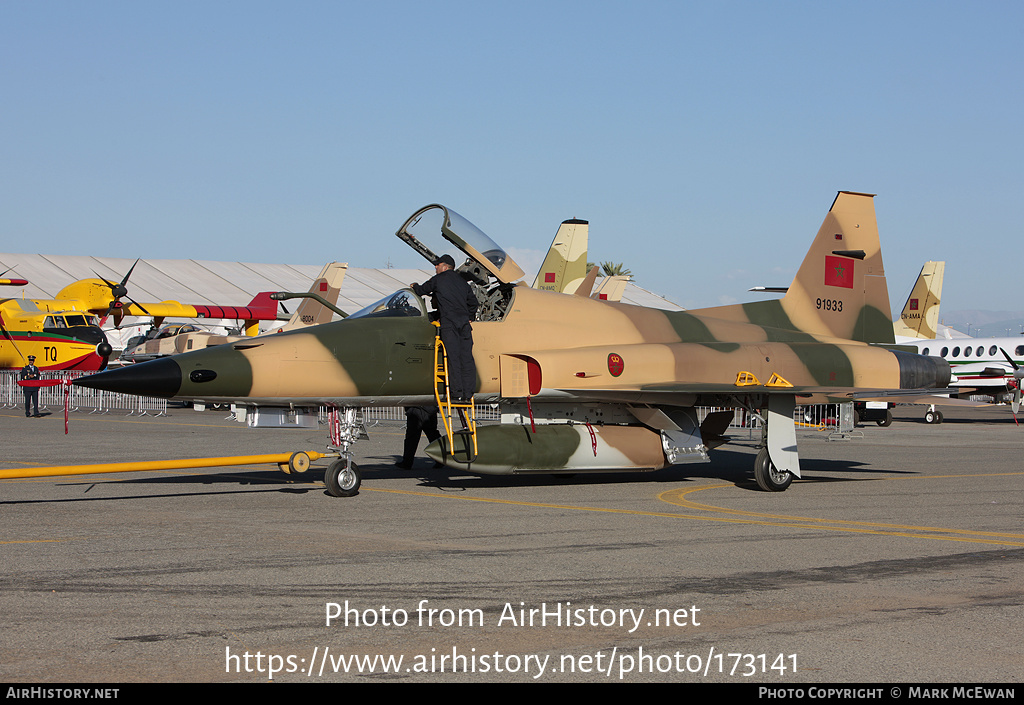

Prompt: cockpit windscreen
xmin=347 ymin=289 xmax=425 ymax=320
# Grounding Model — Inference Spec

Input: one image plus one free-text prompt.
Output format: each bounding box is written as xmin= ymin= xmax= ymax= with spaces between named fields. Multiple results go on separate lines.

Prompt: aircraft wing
xmin=115 ymin=293 xmax=279 ymax=321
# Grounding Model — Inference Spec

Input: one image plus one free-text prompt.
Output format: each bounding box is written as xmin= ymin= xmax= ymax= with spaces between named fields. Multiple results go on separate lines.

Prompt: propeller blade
xmin=93 ymin=270 xmax=119 ymax=290
xmin=123 ymin=295 xmax=151 ymax=317
xmin=119 ymin=259 xmax=139 ymax=288
xmin=999 ymin=347 xmax=1021 ymax=373
xmin=0 ymin=317 xmax=27 ymax=362
xmin=94 ymin=259 xmax=140 ymax=301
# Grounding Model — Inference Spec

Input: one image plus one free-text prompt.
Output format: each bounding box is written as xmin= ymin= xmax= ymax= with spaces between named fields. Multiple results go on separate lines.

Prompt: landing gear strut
xmin=752 ymin=395 xmax=800 ymax=492
xmin=324 ymin=406 xmax=368 ymax=498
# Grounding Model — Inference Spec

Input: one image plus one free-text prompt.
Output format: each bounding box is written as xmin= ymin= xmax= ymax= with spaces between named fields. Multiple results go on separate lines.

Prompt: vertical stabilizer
xmin=281 ymin=262 xmax=348 ymax=331
xmin=532 ymin=219 xmax=589 ymax=294
xmin=694 ymin=192 xmax=894 ymax=344
xmin=591 ymin=275 xmax=630 ymax=302
xmin=892 ymin=261 xmax=944 ymax=340
xmin=779 ymin=191 xmax=893 ymax=344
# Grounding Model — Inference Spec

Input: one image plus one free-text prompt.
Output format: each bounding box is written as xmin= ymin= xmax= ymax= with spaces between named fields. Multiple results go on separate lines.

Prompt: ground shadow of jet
xmin=362 ymin=446 xmax=917 ymax=493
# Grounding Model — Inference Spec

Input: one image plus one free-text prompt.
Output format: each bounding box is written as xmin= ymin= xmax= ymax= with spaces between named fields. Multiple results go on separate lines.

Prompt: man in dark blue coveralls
xmin=412 ymin=254 xmax=478 ymax=402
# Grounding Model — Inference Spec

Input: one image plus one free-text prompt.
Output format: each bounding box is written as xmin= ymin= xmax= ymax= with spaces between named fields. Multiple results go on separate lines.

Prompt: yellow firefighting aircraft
xmin=76 ymin=193 xmax=952 ymax=496
xmin=1 ymin=262 xmax=278 ymax=371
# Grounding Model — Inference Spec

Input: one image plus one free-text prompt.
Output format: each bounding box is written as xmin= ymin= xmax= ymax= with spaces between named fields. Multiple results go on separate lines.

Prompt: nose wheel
xmin=325 ymin=459 xmax=361 ymax=497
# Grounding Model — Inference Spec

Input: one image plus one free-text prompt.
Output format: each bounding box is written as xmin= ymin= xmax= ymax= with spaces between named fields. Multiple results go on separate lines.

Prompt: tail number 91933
xmin=816 ymin=298 xmax=842 ymax=312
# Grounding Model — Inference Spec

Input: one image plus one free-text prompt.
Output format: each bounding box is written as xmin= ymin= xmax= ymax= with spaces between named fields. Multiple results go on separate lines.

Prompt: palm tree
xmin=599 ymin=261 xmax=631 ymax=277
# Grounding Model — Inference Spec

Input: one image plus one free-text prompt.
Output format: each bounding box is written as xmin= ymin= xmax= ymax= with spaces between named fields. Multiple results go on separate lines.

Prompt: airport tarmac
xmin=1 ymin=403 xmax=1022 ymax=684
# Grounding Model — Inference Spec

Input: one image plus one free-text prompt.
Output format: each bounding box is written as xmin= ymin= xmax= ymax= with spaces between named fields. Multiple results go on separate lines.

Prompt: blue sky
xmin=2 ymin=1 xmax=1020 ymax=314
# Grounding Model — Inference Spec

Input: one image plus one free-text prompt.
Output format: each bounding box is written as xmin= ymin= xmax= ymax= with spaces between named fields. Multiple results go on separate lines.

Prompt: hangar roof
xmin=0 ymin=253 xmax=683 ymax=326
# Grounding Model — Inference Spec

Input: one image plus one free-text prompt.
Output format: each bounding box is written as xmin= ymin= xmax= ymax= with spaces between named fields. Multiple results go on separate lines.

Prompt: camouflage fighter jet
xmin=120 ymin=262 xmax=348 ymax=363
xmin=75 ymin=193 xmax=951 ymax=495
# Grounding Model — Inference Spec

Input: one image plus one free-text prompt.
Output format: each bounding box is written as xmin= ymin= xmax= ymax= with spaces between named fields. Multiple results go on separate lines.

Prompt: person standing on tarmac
xmin=20 ymin=355 xmax=41 ymax=417
xmin=396 ymin=405 xmax=442 ymax=469
xmin=412 ymin=254 xmax=478 ymax=402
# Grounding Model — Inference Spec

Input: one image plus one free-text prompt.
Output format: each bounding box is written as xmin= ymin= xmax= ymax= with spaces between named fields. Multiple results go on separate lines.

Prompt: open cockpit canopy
xmin=396 ymin=204 xmax=525 ymax=285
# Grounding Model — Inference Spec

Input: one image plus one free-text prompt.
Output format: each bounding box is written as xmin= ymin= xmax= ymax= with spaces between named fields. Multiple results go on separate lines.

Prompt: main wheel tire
xmin=754 ymin=448 xmax=793 ymax=492
xmin=876 ymin=410 xmax=893 ymax=427
xmin=925 ymin=410 xmax=944 ymax=424
xmin=325 ymin=460 xmax=361 ymax=497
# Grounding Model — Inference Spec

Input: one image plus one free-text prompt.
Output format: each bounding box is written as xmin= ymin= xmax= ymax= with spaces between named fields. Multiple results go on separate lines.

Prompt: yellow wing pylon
xmin=735 ymin=371 xmax=760 ymax=387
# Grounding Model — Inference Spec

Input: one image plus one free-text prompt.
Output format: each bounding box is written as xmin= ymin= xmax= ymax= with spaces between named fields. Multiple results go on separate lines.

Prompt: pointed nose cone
xmin=74 ymin=357 xmax=183 ymax=398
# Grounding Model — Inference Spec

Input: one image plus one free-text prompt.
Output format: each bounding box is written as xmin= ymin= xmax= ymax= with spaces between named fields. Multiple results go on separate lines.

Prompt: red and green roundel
xmin=607 ymin=353 xmax=624 ymax=377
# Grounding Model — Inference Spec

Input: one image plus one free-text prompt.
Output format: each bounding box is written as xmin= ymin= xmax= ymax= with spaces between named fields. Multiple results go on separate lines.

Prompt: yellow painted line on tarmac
xmin=363 ymin=486 xmax=714 ymax=519
xmin=655 ymin=483 xmax=1024 ymax=546
xmin=361 ymin=474 xmax=1024 ymax=548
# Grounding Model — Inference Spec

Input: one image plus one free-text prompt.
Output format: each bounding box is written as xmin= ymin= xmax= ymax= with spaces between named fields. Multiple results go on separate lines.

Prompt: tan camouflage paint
xmin=892 ymin=261 xmax=944 ymax=340
xmin=532 ymin=219 xmax=589 ymax=294
xmin=81 ymin=193 xmax=946 ymax=408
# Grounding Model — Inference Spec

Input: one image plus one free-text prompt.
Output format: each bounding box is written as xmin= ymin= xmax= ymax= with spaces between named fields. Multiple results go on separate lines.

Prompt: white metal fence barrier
xmin=348 ymin=403 xmax=853 ymax=434
xmin=1 ymin=370 xmax=168 ymax=417
xmin=354 ymin=404 xmax=502 ymax=423
xmin=696 ymin=403 xmax=855 ymax=434
xmin=2 ymin=369 xmax=854 ymax=434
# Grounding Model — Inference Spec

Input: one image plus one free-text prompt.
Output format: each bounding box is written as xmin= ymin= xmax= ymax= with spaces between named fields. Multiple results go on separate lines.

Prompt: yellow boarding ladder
xmin=432 ymin=321 xmax=477 ymax=463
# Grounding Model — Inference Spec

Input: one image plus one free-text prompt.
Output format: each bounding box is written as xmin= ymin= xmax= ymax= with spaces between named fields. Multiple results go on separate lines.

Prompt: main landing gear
xmin=751 ymin=394 xmax=800 ymax=492
xmin=753 ymin=447 xmax=794 ymax=492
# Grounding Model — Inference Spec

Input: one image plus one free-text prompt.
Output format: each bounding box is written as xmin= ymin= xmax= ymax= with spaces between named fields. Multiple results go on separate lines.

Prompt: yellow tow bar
xmin=0 ymin=451 xmax=328 ymax=480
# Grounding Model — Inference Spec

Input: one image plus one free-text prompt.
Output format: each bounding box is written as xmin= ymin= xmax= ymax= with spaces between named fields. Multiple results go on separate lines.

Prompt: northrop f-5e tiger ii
xmin=76 ymin=192 xmax=952 ymax=496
